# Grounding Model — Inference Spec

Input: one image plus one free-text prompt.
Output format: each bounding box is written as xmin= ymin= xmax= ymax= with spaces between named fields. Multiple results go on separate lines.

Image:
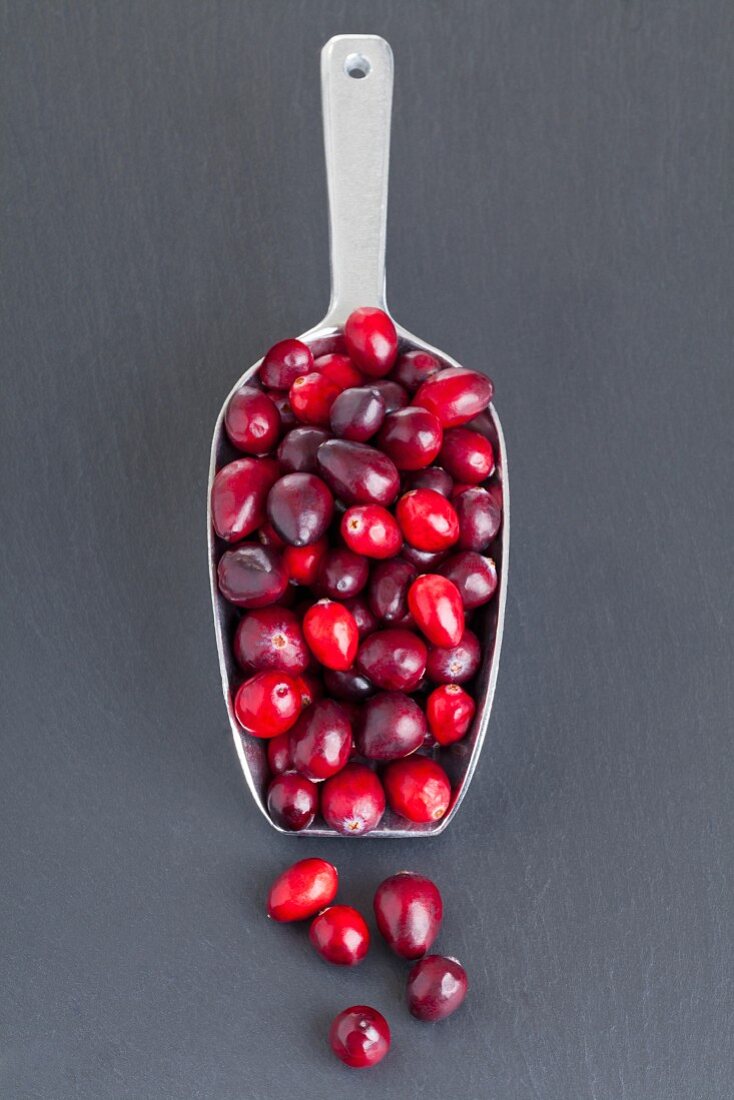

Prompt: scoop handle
xmin=320 ymin=35 xmax=393 ymax=326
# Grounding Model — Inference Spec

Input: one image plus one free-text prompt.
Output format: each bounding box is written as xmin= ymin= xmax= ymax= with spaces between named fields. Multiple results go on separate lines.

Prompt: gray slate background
xmin=2 ymin=2 xmax=732 ymax=1098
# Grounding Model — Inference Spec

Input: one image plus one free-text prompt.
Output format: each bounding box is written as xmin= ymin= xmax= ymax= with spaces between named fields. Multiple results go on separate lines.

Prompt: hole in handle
xmin=344 ymin=53 xmax=371 ymax=79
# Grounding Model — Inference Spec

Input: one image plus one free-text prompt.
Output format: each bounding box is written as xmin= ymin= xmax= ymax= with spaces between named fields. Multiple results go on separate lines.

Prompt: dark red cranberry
xmin=289 ymin=372 xmax=341 ymax=426
xmin=414 ymin=367 xmax=493 ymax=427
xmin=344 ymin=306 xmax=398 ymax=378
xmin=396 ymin=489 xmax=460 ymax=551
xmin=342 ymin=595 xmax=379 ymax=639
xmin=225 ymin=385 xmax=281 ymax=454
xmin=384 ymin=757 xmax=452 ymax=822
xmin=426 ymin=684 xmax=476 ymax=745
xmin=267 ymin=732 xmax=293 ymax=774
xmin=270 ymin=391 xmax=297 ymax=430
xmin=329 ymin=1005 xmax=390 ymax=1068
xmin=316 ymin=439 xmax=400 ymax=506
xmin=454 ymin=485 xmax=502 ymax=551
xmin=233 ymin=606 xmax=309 ymax=674
xmin=316 ymin=547 xmax=369 ymax=599
xmin=258 ymin=338 xmax=314 ymax=390
xmin=356 ymin=628 xmax=427 ymax=692
xmin=341 ymin=505 xmax=402 ymax=559
xmin=369 ymin=379 xmax=408 ymax=413
xmin=234 ymin=671 xmax=302 ymax=737
xmin=266 ymin=472 xmax=333 ymax=546
xmin=399 ymin=543 xmax=450 ymax=570
xmin=368 ymin=558 xmax=416 ymax=623
xmin=390 ymin=349 xmax=441 ymax=392
xmin=407 ymin=574 xmax=464 ymax=647
xmin=310 ymin=906 xmax=370 ymax=966
xmin=267 ymin=772 xmax=318 ymax=831
xmin=329 ymin=386 xmax=385 ymax=441
xmin=373 ymin=872 xmax=443 ymax=958
xmin=267 ymin=857 xmax=338 ymax=921
xmin=402 ymin=466 xmax=453 ymax=498
xmin=313 ymin=352 xmax=365 ymax=390
xmin=210 ymin=457 xmax=280 ymax=542
xmin=323 ymin=667 xmax=376 ymax=702
xmin=439 ymin=551 xmax=497 ymax=609
xmin=438 ymin=427 xmax=495 ymax=484
xmin=407 ymin=955 xmax=468 ymax=1021
xmin=377 ymin=408 xmax=443 ymax=471
xmin=277 ymin=426 xmax=329 ymax=473
xmin=217 ymin=544 xmax=289 ymax=608
xmin=282 ymin=538 xmax=328 ymax=586
xmin=289 ymin=699 xmax=352 ymax=781
xmin=355 ymin=692 xmax=427 ymax=761
xmin=303 ymin=599 xmax=359 ymax=671
xmin=321 ymin=763 xmax=386 ymax=835
xmin=426 ymin=628 xmax=481 ymax=683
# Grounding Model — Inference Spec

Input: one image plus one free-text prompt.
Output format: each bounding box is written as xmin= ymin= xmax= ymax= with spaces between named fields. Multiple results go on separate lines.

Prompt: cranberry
xmin=373 ymin=872 xmax=443 ymax=958
xmin=384 ymin=757 xmax=452 ymax=822
xmin=402 ymin=466 xmax=454 ymax=498
xmin=321 ymin=763 xmax=386 ymax=835
xmin=369 ymin=379 xmax=408 ymax=413
xmin=438 ymin=427 xmax=495 ymax=484
xmin=454 ymin=485 xmax=502 ymax=551
xmin=303 ymin=599 xmax=359 ymax=671
xmin=406 ymin=955 xmax=468 ymax=1021
xmin=414 ymin=366 xmax=493 ymax=427
xmin=313 ymin=352 xmax=365 ymax=391
xmin=282 ymin=538 xmax=328 ymax=586
xmin=233 ymin=606 xmax=308 ymax=674
xmin=400 ymin=543 xmax=450 ymax=570
xmin=310 ymin=906 xmax=370 ymax=966
xmin=266 ymin=473 xmax=334 ymax=547
xmin=295 ymin=672 xmax=322 ymax=708
xmin=315 ymin=547 xmax=369 ymax=599
xmin=217 ymin=544 xmax=289 ymax=607
xmin=289 ymin=372 xmax=341 ymax=426
xmin=316 ymin=439 xmax=400 ymax=506
xmin=426 ymin=684 xmax=476 ymax=745
xmin=258 ymin=338 xmax=314 ymax=390
xmin=277 ymin=426 xmax=329 ymax=473
xmin=289 ymin=699 xmax=351 ymax=781
xmin=258 ymin=520 xmax=286 ymax=549
xmin=355 ymin=692 xmax=427 ymax=761
xmin=368 ymin=558 xmax=416 ymax=622
xmin=210 ymin=457 xmax=280 ymax=542
xmin=329 ymin=386 xmax=385 ymax=441
xmin=329 ymin=1005 xmax=390 ymax=1068
xmin=323 ymin=667 xmax=376 ymax=702
xmin=357 ymin=628 xmax=427 ymax=692
xmin=234 ymin=670 xmax=302 ymax=737
xmin=426 ymin=628 xmax=481 ymax=683
xmin=342 ymin=595 xmax=379 ymax=639
xmin=390 ymin=349 xmax=441 ymax=392
xmin=266 ymin=772 xmax=318 ymax=831
xmin=396 ymin=489 xmax=460 ymax=551
xmin=377 ymin=408 xmax=443 ymax=470
xmin=344 ymin=306 xmax=398 ymax=378
xmin=267 ymin=732 xmax=293 ymax=774
xmin=439 ymin=551 xmax=497 ymax=609
xmin=224 ymin=385 xmax=281 ymax=454
xmin=341 ymin=505 xmax=402 ymax=559
xmin=407 ymin=574 xmax=464 ymax=647
xmin=267 ymin=857 xmax=338 ymax=921
xmin=270 ymin=391 xmax=297 ymax=430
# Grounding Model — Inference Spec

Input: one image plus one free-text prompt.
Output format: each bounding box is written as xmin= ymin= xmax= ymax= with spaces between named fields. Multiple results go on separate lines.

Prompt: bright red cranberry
xmin=341 ymin=505 xmax=402 ymax=559
xmin=315 ymin=547 xmax=369 ymax=599
xmin=356 ymin=628 xmax=427 ymax=692
xmin=407 ymin=955 xmax=468 ymax=1021
xmin=267 ymin=857 xmax=338 ymax=921
xmin=267 ymin=732 xmax=293 ymax=774
xmin=310 ymin=906 xmax=370 ymax=966
xmin=414 ymin=367 xmax=493 ymax=427
xmin=342 ymin=595 xmax=379 ymax=639
xmin=270 ymin=391 xmax=297 ymax=430
xmin=289 ymin=699 xmax=351 ymax=780
xmin=289 ymin=372 xmax=341 ymax=426
xmin=402 ymin=466 xmax=454 ymax=498
xmin=344 ymin=306 xmax=398 ymax=378
xmin=438 ymin=427 xmax=495 ymax=484
xmin=373 ymin=872 xmax=443 ymax=958
xmin=217 ymin=544 xmax=289 ymax=607
xmin=407 ymin=574 xmax=464 ymax=647
xmin=303 ymin=599 xmax=359 ymax=671
xmin=400 ymin=543 xmax=450 ymax=570
xmin=377 ymin=408 xmax=443 ymax=470
xmin=234 ymin=670 xmax=302 ymax=737
xmin=329 ymin=386 xmax=385 ymax=441
xmin=266 ymin=772 xmax=318 ymax=831
xmin=267 ymin=472 xmax=334 ymax=546
xmin=277 ymin=426 xmax=329 ymax=473
xmin=233 ymin=606 xmax=309 ymax=674
xmin=321 ymin=763 xmax=386 ymax=835
xmin=258 ymin=338 xmax=314 ymax=390
xmin=396 ymin=489 xmax=460 ymax=551
xmin=439 ymin=550 xmax=497 ymax=609
xmin=426 ymin=628 xmax=481 ymax=684
xmin=323 ymin=667 xmax=376 ymax=702
xmin=454 ymin=485 xmax=502 ymax=551
xmin=316 ymin=439 xmax=400 ymax=506
xmin=225 ymin=385 xmax=281 ymax=455
xmin=313 ymin=352 xmax=365 ymax=391
xmin=368 ymin=558 xmax=416 ymax=622
xmin=390 ymin=349 xmax=441 ymax=392
xmin=384 ymin=757 xmax=452 ymax=823
xmin=426 ymin=684 xmax=476 ymax=745
xmin=210 ymin=457 xmax=280 ymax=542
xmin=282 ymin=538 xmax=328 ymax=586
xmin=369 ymin=379 xmax=408 ymax=413
xmin=355 ymin=692 xmax=427 ymax=761
xmin=329 ymin=1005 xmax=390 ymax=1068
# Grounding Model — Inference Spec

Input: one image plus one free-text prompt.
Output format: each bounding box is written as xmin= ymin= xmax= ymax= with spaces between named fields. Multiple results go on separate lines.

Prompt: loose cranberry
xmin=384 ymin=757 xmax=452 ymax=823
xmin=342 ymin=595 xmax=379 ymax=639
xmin=316 ymin=439 xmax=400 ymax=506
xmin=407 ymin=574 xmax=464 ymax=647
xmin=438 ymin=427 xmax=495 ymax=484
xmin=270 ymin=391 xmax=297 ymax=430
xmin=406 ymin=955 xmax=468 ymax=1021
xmin=402 ymin=466 xmax=454 ymax=498
xmin=369 ymin=379 xmax=408 ymax=413
xmin=310 ymin=906 xmax=370 ymax=966
xmin=234 ymin=670 xmax=302 ymax=737
xmin=233 ymin=606 xmax=309 ymax=674
xmin=321 ymin=763 xmax=386 ymax=835
xmin=414 ymin=366 xmax=493 ymax=427
xmin=267 ymin=732 xmax=293 ymax=774
xmin=373 ymin=872 xmax=443 ymax=958
xmin=396 ymin=489 xmax=460 ymax=551
xmin=341 ymin=505 xmax=402 ymax=559
xmin=439 ymin=551 xmax=497 ymax=609
xmin=257 ymin=520 xmax=286 ymax=549
xmin=217 ymin=544 xmax=289 ymax=607
xmin=323 ymin=667 xmax=376 ymax=702
xmin=400 ymin=543 xmax=450 ymax=570
xmin=377 ymin=408 xmax=443 ymax=470
xmin=266 ymin=772 xmax=318 ymax=831
xmin=357 ymin=628 xmax=427 ymax=692
xmin=210 ymin=457 xmax=280 ymax=542
xmin=277 ymin=426 xmax=329 ymax=473
xmin=289 ymin=699 xmax=352 ymax=781
xmin=329 ymin=1005 xmax=390 ymax=1068
xmin=426 ymin=628 xmax=481 ymax=683
xmin=368 ymin=558 xmax=416 ymax=622
xmin=289 ymin=372 xmax=341 ymax=426
xmin=266 ymin=473 xmax=334 ymax=547
xmin=282 ymin=538 xmax=328 ymax=586
xmin=355 ymin=692 xmax=427 ymax=761
xmin=313 ymin=352 xmax=365 ymax=391
xmin=390 ymin=349 xmax=441 ymax=392
xmin=315 ymin=547 xmax=369 ymax=599
xmin=344 ymin=306 xmax=398 ymax=378
xmin=454 ymin=484 xmax=502 ymax=551
xmin=225 ymin=385 xmax=281 ymax=455
xmin=267 ymin=857 xmax=338 ymax=921
xmin=329 ymin=386 xmax=385 ymax=441
xmin=426 ymin=684 xmax=476 ymax=745
xmin=258 ymin=338 xmax=314 ymax=390
xmin=303 ymin=599 xmax=359 ymax=671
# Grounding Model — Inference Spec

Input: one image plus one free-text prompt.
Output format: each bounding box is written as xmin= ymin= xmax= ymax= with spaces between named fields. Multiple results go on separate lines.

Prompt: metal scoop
xmin=208 ymin=35 xmax=509 ymax=837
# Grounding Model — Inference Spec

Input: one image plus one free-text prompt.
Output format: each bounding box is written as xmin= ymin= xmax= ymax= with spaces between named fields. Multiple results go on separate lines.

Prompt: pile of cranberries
xmin=267 ymin=857 xmax=468 ymax=1068
xmin=212 ymin=306 xmax=502 ymax=833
